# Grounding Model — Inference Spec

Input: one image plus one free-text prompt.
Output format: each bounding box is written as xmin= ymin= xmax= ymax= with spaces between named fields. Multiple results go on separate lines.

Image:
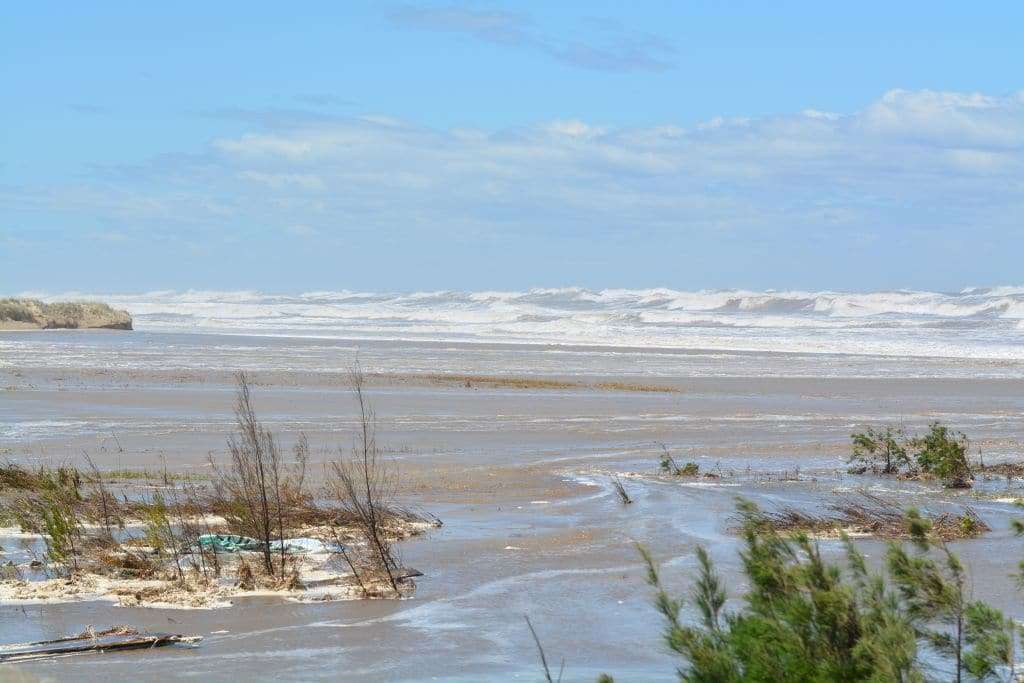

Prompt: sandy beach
xmin=9 ymin=4 xmax=1024 ymax=676
xmin=1 ymin=326 xmax=1023 ymax=681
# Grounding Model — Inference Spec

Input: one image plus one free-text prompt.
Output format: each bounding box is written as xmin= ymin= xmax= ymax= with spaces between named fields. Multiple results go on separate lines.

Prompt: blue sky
xmin=3 ymin=2 xmax=1023 ymax=293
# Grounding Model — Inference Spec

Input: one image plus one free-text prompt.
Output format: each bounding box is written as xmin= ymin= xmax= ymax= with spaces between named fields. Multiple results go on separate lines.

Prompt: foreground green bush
xmin=600 ymin=500 xmax=1017 ymax=682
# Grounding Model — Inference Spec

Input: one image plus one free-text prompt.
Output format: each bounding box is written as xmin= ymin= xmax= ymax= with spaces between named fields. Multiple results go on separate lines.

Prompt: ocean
xmin=2 ymin=286 xmax=1024 ymax=680
xmin=22 ymin=286 xmax=1024 ymax=359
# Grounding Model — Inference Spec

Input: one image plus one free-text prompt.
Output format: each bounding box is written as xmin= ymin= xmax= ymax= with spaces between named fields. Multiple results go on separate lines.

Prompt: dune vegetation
xmin=586 ymin=499 xmax=1023 ymax=683
xmin=0 ymin=370 xmax=437 ymax=607
xmin=0 ymin=298 xmax=132 ymax=330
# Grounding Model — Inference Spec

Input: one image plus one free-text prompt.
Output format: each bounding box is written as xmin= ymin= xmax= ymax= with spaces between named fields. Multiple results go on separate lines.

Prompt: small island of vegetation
xmin=0 ymin=298 xmax=132 ymax=331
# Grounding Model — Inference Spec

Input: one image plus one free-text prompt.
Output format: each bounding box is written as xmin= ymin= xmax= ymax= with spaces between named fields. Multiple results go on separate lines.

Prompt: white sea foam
xmin=20 ymin=286 xmax=1024 ymax=360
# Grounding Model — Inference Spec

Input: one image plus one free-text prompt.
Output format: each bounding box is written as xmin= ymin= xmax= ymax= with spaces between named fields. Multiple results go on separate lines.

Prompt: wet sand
xmin=2 ymin=331 xmax=1024 ymax=680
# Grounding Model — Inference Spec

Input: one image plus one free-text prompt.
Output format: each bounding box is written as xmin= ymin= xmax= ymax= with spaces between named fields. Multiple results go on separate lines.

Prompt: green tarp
xmin=197 ymin=534 xmax=345 ymax=554
xmin=197 ymin=534 xmax=265 ymax=553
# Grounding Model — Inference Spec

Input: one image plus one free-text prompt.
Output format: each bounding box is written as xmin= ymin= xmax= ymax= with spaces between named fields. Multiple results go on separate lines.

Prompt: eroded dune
xmin=0 ymin=298 xmax=132 ymax=330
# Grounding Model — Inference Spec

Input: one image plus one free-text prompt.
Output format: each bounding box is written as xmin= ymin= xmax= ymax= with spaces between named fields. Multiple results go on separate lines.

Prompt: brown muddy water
xmin=1 ymin=331 xmax=1024 ymax=681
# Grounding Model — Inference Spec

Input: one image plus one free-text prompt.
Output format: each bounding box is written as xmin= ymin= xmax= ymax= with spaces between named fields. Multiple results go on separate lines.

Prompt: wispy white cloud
xmin=7 ymin=89 xmax=1024 ymax=258
xmin=391 ymin=6 xmax=532 ymax=45
xmin=858 ymin=89 xmax=1024 ymax=147
xmin=239 ymin=171 xmax=325 ymax=191
xmin=216 ymin=134 xmax=321 ymax=160
xmin=389 ymin=5 xmax=673 ymax=72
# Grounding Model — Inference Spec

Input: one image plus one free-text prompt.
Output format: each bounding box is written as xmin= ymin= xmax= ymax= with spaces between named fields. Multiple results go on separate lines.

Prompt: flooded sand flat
xmin=2 ymin=331 xmax=1024 ymax=681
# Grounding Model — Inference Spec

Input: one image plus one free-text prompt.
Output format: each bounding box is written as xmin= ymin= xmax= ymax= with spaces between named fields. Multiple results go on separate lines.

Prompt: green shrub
xmin=678 ymin=462 xmax=700 ymax=476
xmin=912 ymin=422 xmax=972 ymax=488
xmin=849 ymin=422 xmax=973 ymax=488
xmin=38 ymin=495 xmax=80 ymax=574
xmin=618 ymin=500 xmax=1017 ymax=682
xmin=887 ymin=509 xmax=1016 ymax=681
xmin=658 ymin=444 xmax=700 ymax=477
xmin=850 ymin=425 xmax=910 ymax=474
xmin=11 ymin=475 xmax=84 ymax=575
xmin=658 ymin=444 xmax=681 ymax=475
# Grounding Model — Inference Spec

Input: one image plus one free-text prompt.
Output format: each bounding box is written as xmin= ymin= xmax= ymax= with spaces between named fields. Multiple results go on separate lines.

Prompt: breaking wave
xmin=25 ymin=286 xmax=1024 ymax=360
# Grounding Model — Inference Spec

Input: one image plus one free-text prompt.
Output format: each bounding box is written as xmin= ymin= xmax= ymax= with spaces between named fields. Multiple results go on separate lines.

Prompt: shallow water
xmin=1 ymin=329 xmax=1023 ymax=680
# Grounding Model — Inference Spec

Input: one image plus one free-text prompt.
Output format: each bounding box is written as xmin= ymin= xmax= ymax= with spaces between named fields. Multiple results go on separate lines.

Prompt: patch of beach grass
xmin=99 ymin=468 xmax=208 ymax=482
xmin=410 ymin=373 xmax=677 ymax=393
xmin=592 ymin=381 xmax=678 ymax=393
xmin=421 ymin=373 xmax=579 ymax=390
xmin=0 ymin=367 xmax=441 ymax=608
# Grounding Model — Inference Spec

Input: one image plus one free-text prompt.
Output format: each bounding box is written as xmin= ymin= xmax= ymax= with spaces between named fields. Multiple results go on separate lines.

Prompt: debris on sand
xmin=0 ymin=625 xmax=200 ymax=662
xmin=0 ymin=368 xmax=442 ymax=609
xmin=743 ymin=492 xmax=990 ymax=541
xmin=974 ymin=461 xmax=1024 ymax=479
xmin=657 ymin=443 xmax=710 ymax=478
xmin=197 ymin=534 xmax=346 ymax=555
xmin=0 ymin=519 xmax=428 ymax=609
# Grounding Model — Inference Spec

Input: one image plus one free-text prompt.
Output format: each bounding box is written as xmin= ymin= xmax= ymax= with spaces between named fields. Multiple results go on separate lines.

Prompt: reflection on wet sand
xmin=1 ymin=332 xmax=1023 ymax=681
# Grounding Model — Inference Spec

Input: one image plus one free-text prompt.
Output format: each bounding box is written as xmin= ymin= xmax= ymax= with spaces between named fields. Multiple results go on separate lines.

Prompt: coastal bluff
xmin=0 ymin=298 xmax=132 ymax=330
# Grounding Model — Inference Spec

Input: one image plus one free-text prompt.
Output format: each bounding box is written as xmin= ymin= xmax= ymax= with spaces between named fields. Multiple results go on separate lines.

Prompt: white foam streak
xmin=21 ymin=286 xmax=1024 ymax=360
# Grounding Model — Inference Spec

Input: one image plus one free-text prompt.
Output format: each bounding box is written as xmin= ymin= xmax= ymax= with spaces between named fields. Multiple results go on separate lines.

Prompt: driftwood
xmin=0 ymin=626 xmax=201 ymax=662
xmin=393 ymin=567 xmax=424 ymax=580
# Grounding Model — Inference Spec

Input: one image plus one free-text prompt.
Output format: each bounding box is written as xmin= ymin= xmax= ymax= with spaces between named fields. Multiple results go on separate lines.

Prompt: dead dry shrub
xmin=80 ymin=454 xmax=125 ymax=540
xmin=235 ymin=557 xmax=255 ymax=590
xmin=208 ymin=372 xmax=311 ymax=579
xmin=612 ymin=477 xmax=632 ymax=505
xmin=749 ymin=492 xmax=990 ymax=541
xmin=92 ymin=547 xmax=157 ymax=579
xmin=325 ymin=363 xmax=403 ymax=596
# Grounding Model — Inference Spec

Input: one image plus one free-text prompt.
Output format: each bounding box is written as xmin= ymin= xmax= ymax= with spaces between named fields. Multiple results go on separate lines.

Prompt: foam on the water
xmin=21 ymin=286 xmax=1024 ymax=360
